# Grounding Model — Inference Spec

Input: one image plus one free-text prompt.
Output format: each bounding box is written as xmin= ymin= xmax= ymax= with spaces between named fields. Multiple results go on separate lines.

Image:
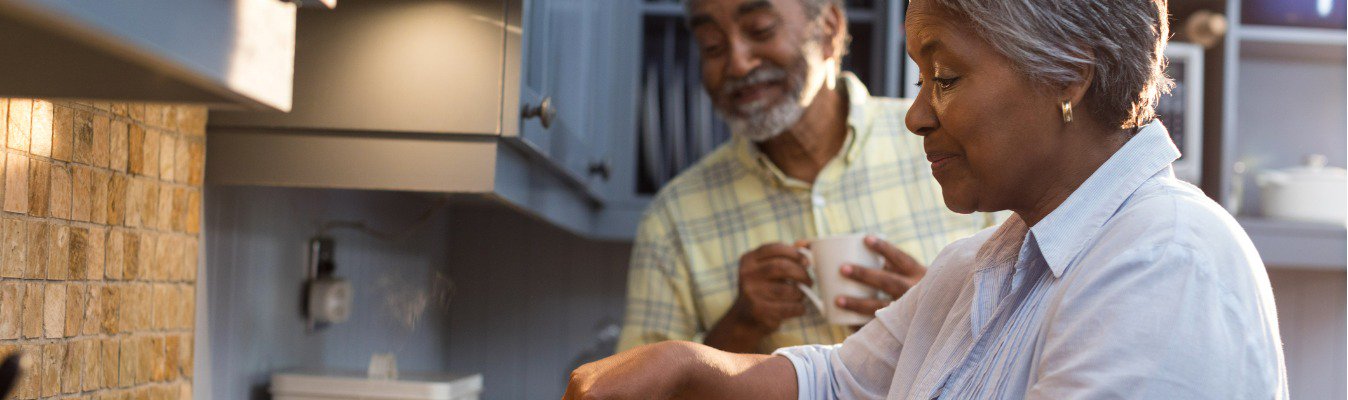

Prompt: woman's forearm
xmin=563 ymin=341 xmax=799 ymax=399
xmin=676 ymin=343 xmax=798 ymax=400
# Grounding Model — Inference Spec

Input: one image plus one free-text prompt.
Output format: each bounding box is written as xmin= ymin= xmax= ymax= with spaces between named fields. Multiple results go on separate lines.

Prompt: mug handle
xmin=794 ymin=248 xmax=826 ymax=311
xmin=796 ymin=247 xmax=814 ymax=268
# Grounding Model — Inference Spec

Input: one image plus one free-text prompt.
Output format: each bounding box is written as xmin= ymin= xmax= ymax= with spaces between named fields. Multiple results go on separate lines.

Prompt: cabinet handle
xmin=588 ymin=160 xmax=612 ymax=181
xmin=522 ymin=97 xmax=557 ymax=129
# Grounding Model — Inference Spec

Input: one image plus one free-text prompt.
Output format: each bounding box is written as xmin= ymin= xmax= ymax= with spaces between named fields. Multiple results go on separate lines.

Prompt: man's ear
xmin=818 ymin=3 xmax=848 ymax=61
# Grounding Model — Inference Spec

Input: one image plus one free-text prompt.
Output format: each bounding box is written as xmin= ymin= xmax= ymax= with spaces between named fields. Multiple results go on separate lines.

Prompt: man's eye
xmin=745 ymin=22 xmax=777 ymax=39
xmin=701 ymin=44 xmax=726 ymax=57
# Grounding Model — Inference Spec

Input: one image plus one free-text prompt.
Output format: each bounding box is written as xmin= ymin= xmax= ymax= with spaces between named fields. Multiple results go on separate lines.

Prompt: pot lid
xmin=1263 ymin=154 xmax=1346 ymax=183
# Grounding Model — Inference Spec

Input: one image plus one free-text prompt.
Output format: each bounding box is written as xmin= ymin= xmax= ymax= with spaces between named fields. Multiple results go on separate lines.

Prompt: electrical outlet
xmin=305 ymin=236 xmax=339 ymax=332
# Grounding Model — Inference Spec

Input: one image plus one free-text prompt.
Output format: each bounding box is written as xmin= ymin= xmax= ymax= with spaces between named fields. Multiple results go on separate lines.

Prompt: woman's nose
xmin=905 ymin=92 xmax=938 ymax=136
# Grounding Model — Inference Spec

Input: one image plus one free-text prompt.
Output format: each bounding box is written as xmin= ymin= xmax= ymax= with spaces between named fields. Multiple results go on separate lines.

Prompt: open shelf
xmin=1239 ymin=217 xmax=1347 ymax=271
xmin=1239 ymin=25 xmax=1347 ymax=60
xmin=642 ymin=2 xmax=682 ymax=17
xmin=1241 ymin=25 xmax=1347 ymax=45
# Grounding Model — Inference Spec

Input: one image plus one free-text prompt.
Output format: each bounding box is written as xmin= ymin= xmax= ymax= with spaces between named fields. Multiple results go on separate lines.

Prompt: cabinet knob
xmin=522 ymin=97 xmax=557 ymax=129
xmin=588 ymin=160 xmax=612 ymax=181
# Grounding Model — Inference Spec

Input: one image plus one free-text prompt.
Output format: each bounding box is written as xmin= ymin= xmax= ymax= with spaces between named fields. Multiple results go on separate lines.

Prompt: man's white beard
xmin=727 ymin=94 xmax=805 ymax=143
xmin=717 ymin=66 xmax=807 ymax=143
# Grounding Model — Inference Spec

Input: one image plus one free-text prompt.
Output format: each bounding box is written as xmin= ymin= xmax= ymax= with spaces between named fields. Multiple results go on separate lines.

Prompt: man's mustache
xmin=720 ymin=66 xmax=789 ymax=98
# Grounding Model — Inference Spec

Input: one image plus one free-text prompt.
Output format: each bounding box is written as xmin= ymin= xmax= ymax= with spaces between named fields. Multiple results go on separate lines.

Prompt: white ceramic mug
xmin=798 ymin=233 xmax=884 ymax=326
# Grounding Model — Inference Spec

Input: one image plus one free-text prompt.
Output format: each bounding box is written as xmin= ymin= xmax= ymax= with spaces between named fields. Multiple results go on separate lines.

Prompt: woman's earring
xmin=1061 ymin=100 xmax=1073 ymax=123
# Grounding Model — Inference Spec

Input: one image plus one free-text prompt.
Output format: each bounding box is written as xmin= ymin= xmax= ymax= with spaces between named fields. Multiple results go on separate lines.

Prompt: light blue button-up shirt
xmin=775 ymin=121 xmax=1288 ymax=399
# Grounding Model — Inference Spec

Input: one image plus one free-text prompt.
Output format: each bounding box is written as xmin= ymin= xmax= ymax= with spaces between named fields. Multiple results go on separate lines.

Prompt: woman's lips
xmin=926 ymin=153 xmax=959 ymax=173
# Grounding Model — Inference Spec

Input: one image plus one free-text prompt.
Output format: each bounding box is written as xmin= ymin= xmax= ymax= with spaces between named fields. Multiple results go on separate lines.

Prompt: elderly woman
xmin=564 ymin=0 xmax=1288 ymax=398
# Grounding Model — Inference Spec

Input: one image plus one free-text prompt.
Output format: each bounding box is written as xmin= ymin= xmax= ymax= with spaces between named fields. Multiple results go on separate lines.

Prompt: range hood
xmin=0 ymin=0 xmax=297 ymax=111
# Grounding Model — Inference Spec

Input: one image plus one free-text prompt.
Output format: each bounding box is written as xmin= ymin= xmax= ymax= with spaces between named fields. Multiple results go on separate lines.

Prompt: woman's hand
xmin=837 ymin=235 xmax=927 ymax=316
xmin=563 ymin=341 xmax=693 ymax=400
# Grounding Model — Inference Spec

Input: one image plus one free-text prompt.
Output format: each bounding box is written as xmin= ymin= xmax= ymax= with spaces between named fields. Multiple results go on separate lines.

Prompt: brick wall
xmin=0 ymin=99 xmax=205 ymax=400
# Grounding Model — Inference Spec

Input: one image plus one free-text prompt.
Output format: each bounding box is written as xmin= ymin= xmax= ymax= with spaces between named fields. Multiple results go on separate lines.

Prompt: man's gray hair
xmin=797 ymin=0 xmax=844 ymax=17
xmin=682 ymin=0 xmax=851 ymax=56
xmin=684 ymin=0 xmax=844 ymax=20
xmin=933 ymin=0 xmax=1172 ymax=129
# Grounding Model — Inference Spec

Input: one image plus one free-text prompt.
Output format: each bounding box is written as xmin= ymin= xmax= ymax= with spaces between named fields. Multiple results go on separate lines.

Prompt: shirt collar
xmin=1029 ymin=121 xmax=1180 ymax=277
xmin=733 ymin=72 xmax=874 ymax=186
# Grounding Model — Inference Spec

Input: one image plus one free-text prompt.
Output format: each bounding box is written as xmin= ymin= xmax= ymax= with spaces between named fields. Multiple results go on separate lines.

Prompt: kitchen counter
xmin=1240 ymin=217 xmax=1347 ymax=270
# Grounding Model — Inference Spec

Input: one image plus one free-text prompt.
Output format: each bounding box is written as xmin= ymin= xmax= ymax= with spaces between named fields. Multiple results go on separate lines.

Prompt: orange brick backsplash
xmin=0 ymin=99 xmax=204 ymax=400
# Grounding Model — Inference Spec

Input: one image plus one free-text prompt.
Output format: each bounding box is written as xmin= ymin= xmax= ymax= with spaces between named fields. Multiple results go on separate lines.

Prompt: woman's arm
xmin=563 ymin=341 xmax=796 ymax=400
xmin=568 ymin=233 xmax=975 ymax=400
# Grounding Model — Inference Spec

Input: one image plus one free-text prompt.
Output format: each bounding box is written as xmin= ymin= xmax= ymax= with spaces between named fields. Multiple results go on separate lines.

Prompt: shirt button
xmin=812 ymin=195 xmax=826 ymax=208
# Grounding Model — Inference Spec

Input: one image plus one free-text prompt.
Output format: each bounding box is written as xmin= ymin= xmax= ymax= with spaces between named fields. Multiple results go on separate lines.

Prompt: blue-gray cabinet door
xmin=516 ymin=0 xmax=605 ymax=187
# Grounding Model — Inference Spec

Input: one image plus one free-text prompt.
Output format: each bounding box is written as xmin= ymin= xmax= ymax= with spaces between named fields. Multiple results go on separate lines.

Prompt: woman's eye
xmin=932 ymin=77 xmax=959 ymax=90
xmin=914 ymin=77 xmax=957 ymax=91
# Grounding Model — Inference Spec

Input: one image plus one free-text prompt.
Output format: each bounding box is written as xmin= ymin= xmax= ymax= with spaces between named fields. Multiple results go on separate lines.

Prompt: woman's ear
xmin=1064 ymin=59 xmax=1094 ymax=108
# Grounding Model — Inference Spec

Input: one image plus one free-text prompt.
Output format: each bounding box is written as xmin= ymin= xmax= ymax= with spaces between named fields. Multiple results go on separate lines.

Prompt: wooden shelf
xmin=1239 ymin=217 xmax=1347 ymax=271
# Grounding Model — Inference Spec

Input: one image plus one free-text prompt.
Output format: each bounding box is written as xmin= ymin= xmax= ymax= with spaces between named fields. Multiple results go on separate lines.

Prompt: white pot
xmin=1257 ymin=154 xmax=1347 ymax=225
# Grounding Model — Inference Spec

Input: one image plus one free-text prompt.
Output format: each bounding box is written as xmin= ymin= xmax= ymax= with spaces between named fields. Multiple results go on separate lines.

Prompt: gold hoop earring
xmin=1061 ymin=100 xmax=1073 ymax=123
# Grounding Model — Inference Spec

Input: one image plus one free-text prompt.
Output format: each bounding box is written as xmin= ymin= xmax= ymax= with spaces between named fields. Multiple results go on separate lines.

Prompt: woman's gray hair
xmin=933 ymin=0 xmax=1172 ymax=129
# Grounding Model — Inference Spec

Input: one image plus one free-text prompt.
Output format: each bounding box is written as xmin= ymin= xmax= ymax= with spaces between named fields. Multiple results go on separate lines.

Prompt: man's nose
xmin=725 ymin=39 xmax=760 ymax=79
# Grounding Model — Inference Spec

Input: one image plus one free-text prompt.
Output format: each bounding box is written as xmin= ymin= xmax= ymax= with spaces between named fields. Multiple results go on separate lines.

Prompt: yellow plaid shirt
xmin=617 ymin=74 xmax=994 ymax=353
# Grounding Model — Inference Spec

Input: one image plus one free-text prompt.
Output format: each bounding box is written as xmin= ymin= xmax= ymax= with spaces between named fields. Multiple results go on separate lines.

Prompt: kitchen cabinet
xmin=514 ymin=0 xmax=591 ymax=179
xmin=207 ymin=0 xmax=628 ymax=236
xmin=0 ymin=0 xmax=297 ymax=111
xmin=506 ymin=0 xmax=632 ymax=189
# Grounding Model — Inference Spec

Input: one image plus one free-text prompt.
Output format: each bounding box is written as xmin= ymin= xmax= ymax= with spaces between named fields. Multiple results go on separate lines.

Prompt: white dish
xmin=1257 ymin=154 xmax=1347 ymax=225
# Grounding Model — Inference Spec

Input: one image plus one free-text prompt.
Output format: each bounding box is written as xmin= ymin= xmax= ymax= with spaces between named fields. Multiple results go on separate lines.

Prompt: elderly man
xmin=617 ymin=0 xmax=991 ymax=354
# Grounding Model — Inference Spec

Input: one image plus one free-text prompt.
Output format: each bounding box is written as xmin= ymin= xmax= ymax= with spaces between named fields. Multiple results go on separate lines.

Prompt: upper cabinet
xmin=508 ymin=0 xmax=619 ymax=188
xmin=0 ymin=0 xmax=297 ymax=111
xmin=207 ymin=0 xmax=627 ymax=236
